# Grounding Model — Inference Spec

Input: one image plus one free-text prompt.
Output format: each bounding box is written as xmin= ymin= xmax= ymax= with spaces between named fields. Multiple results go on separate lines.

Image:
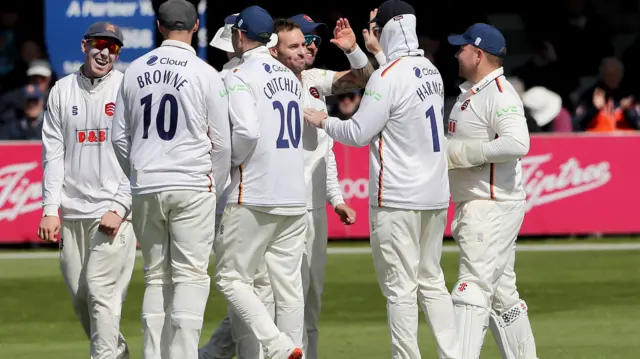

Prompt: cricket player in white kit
xmin=304 ymin=1 xmax=458 ymax=358
xmin=446 ymin=23 xmax=538 ymax=359
xmin=38 ymin=22 xmax=136 ymax=359
xmin=199 ymin=13 xmax=279 ymax=359
xmin=288 ymin=14 xmax=371 ymax=359
xmin=213 ymin=6 xmax=306 ymax=359
xmin=111 ymin=1 xmax=231 ymax=358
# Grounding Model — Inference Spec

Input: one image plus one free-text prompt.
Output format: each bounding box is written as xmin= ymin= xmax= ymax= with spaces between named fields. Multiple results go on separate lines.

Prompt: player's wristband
xmin=42 ymin=205 xmax=60 ymax=217
xmin=345 ymin=45 xmax=368 ymax=70
xmin=374 ymin=51 xmax=387 ymax=66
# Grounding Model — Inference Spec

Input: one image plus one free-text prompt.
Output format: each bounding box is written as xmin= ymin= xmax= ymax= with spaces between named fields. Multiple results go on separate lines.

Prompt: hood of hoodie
xmin=379 ymin=14 xmax=424 ymax=62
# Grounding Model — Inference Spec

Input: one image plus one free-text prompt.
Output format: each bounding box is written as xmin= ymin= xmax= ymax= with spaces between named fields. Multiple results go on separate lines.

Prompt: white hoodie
xmin=321 ymin=14 xmax=450 ymax=210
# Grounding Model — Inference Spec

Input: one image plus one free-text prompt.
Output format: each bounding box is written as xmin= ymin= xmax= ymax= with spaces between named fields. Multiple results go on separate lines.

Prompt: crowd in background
xmin=1 ymin=0 xmax=639 ymax=140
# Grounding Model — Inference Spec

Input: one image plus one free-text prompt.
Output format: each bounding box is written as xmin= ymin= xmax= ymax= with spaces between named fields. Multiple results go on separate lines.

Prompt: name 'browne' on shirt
xmin=136 ymin=55 xmax=189 ymax=91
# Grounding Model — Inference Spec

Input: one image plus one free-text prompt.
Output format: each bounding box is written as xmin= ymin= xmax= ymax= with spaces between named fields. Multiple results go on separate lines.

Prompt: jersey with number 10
xmin=114 ymin=40 xmax=229 ymax=196
xmin=224 ymin=47 xmax=306 ymax=208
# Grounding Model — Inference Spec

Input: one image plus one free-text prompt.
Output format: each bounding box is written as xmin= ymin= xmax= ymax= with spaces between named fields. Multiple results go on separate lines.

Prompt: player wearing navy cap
xmin=198 ymin=12 xmax=280 ymax=359
xmin=39 ymin=21 xmax=135 ymax=359
xmin=446 ymin=23 xmax=538 ymax=359
xmin=213 ymin=5 xmax=306 ymax=359
xmin=305 ymin=1 xmax=458 ymax=358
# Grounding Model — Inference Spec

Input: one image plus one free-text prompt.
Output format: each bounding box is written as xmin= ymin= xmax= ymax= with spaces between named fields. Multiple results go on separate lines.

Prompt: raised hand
xmin=362 ymin=9 xmax=382 ymax=55
xmin=330 ymin=18 xmax=357 ymax=53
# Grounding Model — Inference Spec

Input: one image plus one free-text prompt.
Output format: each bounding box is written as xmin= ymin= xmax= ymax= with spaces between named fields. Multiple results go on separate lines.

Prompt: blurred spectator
xmin=330 ymin=90 xmax=361 ymax=121
xmin=0 ymin=59 xmax=52 ymax=118
xmin=0 ymin=84 xmax=44 ymax=140
xmin=574 ymin=57 xmax=640 ymax=132
xmin=3 ymin=40 xmax=47 ymax=91
xmin=548 ymin=0 xmax=614 ymax=77
xmin=0 ymin=7 xmax=20 ymax=92
xmin=522 ymin=86 xmax=573 ymax=132
xmin=512 ymin=35 xmax=578 ymax=110
xmin=621 ymin=36 xmax=639 ymax=98
xmin=508 ymin=77 xmax=547 ymax=133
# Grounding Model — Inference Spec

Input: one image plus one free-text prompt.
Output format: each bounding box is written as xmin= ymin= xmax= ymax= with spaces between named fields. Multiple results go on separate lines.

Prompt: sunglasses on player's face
xmin=88 ymin=38 xmax=121 ymax=55
xmin=304 ymin=34 xmax=322 ymax=47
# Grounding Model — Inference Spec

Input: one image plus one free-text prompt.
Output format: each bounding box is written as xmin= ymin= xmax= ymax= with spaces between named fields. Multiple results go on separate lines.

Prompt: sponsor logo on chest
xmin=69 ymin=101 xmax=115 ymax=146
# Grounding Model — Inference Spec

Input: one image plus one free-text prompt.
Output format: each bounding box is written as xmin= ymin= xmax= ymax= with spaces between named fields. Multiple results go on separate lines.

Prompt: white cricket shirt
xmin=322 ymin=14 xmax=450 ymax=210
xmin=41 ymin=69 xmax=132 ymax=219
xmin=301 ymin=68 xmax=345 ymax=210
xmin=447 ymin=67 xmax=530 ymax=203
xmin=224 ymin=46 xmax=306 ymax=213
xmin=215 ymin=57 xmax=240 ymax=215
xmin=112 ymin=40 xmax=231 ymax=197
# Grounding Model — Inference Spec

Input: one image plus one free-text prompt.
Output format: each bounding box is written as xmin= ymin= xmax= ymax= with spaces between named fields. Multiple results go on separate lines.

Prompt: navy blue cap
xmin=234 ymin=6 xmax=274 ymax=44
xmin=448 ymin=23 xmax=507 ymax=58
xmin=289 ymin=14 xmax=328 ymax=35
xmin=370 ymin=0 xmax=415 ymax=29
xmin=84 ymin=22 xmax=124 ymax=46
xmin=158 ymin=0 xmax=198 ymax=31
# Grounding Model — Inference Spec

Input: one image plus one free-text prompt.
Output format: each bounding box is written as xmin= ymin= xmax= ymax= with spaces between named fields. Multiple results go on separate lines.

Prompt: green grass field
xmin=1 ymin=243 xmax=639 ymax=358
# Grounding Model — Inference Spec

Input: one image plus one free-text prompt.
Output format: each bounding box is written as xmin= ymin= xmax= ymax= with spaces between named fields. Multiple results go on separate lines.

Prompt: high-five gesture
xmin=330 ymin=18 xmax=357 ymax=53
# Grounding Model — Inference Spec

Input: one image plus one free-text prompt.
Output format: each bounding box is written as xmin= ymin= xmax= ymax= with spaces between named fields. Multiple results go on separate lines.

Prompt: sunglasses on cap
xmin=304 ymin=34 xmax=321 ymax=47
xmin=89 ymin=38 xmax=121 ymax=55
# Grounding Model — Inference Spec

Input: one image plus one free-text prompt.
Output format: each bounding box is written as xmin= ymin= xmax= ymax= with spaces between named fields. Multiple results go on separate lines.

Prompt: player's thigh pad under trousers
xmin=87 ymin=220 xmax=137 ymax=359
xmin=215 ymin=205 xmax=297 ymax=359
xmin=60 ymin=219 xmax=93 ymax=338
xmin=490 ymin=301 xmax=538 ymax=359
xmin=451 ymin=280 xmax=491 ymax=359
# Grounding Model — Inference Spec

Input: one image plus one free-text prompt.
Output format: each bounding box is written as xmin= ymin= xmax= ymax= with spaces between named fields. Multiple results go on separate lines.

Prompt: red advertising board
xmin=326 ymin=133 xmax=640 ymax=238
xmin=1 ymin=135 xmax=638 ymax=243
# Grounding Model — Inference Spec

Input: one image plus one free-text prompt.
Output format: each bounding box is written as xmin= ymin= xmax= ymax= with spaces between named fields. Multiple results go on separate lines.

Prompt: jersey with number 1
xmin=224 ymin=47 xmax=306 ymax=208
xmin=116 ymin=40 xmax=229 ymax=195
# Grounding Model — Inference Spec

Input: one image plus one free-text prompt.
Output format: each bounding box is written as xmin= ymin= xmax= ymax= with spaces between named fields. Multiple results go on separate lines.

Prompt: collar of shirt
xmin=161 ymin=39 xmax=196 ymax=54
xmin=459 ymin=67 xmax=504 ymax=95
xmin=78 ymin=66 xmax=115 ymax=89
xmin=239 ymin=46 xmax=271 ymax=64
xmin=223 ymin=57 xmax=241 ymax=70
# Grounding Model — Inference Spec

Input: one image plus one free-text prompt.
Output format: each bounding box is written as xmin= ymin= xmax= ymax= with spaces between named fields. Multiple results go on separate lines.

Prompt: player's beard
xmin=87 ymin=48 xmax=115 ymax=78
xmin=305 ymin=47 xmax=317 ymax=69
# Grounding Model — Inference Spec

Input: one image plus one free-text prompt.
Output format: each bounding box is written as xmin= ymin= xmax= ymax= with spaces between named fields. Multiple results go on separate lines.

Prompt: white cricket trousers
xmin=199 ymin=214 xmax=275 ymax=359
xmin=301 ymin=207 xmax=329 ymax=359
xmin=214 ymin=204 xmax=306 ymax=359
xmin=369 ymin=207 xmax=458 ymax=359
xmin=450 ymin=200 xmax=538 ymax=359
xmin=132 ymin=190 xmax=217 ymax=359
xmin=60 ymin=218 xmax=136 ymax=359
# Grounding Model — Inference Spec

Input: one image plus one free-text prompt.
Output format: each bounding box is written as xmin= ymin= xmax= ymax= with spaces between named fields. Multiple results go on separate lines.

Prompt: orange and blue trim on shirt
xmin=381 ymin=58 xmax=402 ymax=77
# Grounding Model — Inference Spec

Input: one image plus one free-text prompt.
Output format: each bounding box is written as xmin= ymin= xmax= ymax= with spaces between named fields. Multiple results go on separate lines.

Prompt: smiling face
xmin=81 ymin=37 xmax=121 ymax=77
xmin=271 ymin=28 xmax=307 ymax=74
xmin=303 ymin=29 xmax=321 ymax=68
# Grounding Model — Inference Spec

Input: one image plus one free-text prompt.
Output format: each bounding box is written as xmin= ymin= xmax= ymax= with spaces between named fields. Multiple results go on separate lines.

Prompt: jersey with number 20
xmin=113 ymin=40 xmax=230 ymax=196
xmin=224 ymin=47 xmax=306 ymax=208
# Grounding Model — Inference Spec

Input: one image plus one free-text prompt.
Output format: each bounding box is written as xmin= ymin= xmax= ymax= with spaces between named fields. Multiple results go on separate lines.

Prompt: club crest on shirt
xmin=105 ymin=102 xmax=115 ymax=117
xmin=461 ymin=99 xmax=470 ymax=111
xmin=309 ymin=87 xmax=320 ymax=99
